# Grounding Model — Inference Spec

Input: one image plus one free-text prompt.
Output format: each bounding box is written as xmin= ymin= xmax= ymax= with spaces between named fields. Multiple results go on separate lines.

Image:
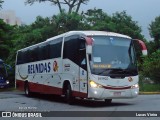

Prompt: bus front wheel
xmin=65 ymin=84 xmax=74 ymax=105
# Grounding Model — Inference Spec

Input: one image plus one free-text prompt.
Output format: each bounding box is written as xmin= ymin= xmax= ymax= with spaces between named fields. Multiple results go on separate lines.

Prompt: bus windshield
xmin=0 ymin=63 xmax=6 ymax=76
xmin=90 ymin=36 xmax=138 ymax=76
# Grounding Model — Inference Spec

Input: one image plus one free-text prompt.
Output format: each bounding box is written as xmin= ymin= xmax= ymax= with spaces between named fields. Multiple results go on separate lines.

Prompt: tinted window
xmin=23 ymin=50 xmax=30 ymax=63
xmin=63 ymin=35 xmax=80 ymax=65
xmin=17 ymin=38 xmax=62 ymax=65
xmin=17 ymin=51 xmax=23 ymax=65
xmin=38 ymin=43 xmax=49 ymax=61
xmin=30 ymin=47 xmax=38 ymax=62
xmin=49 ymin=37 xmax=63 ymax=59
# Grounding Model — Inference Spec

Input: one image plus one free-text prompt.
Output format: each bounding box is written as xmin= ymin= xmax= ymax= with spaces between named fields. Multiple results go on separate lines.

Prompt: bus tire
xmin=24 ymin=82 xmax=32 ymax=97
xmin=65 ymin=84 xmax=74 ymax=105
xmin=104 ymin=99 xmax=112 ymax=104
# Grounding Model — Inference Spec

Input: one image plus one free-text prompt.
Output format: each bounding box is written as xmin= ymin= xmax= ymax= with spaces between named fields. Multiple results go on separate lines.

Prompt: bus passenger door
xmin=79 ymin=40 xmax=88 ymax=95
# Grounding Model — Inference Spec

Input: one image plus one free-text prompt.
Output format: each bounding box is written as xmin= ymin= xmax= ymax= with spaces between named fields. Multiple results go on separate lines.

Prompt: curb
xmin=139 ymin=92 xmax=160 ymax=95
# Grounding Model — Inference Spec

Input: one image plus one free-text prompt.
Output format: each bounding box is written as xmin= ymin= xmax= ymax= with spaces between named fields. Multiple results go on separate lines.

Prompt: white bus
xmin=16 ymin=31 xmax=147 ymax=104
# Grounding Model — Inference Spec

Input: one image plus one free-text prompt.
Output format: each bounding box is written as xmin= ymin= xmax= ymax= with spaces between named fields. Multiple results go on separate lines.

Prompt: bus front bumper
xmin=0 ymin=83 xmax=9 ymax=88
xmin=88 ymin=87 xmax=139 ymax=99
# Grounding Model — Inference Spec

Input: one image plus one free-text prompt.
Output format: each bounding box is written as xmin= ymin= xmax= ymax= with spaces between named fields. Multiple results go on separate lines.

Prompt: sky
xmin=2 ymin=0 xmax=160 ymax=40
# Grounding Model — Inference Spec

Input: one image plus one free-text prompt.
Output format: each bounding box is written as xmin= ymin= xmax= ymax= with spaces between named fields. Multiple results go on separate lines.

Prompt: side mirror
xmin=133 ymin=39 xmax=147 ymax=56
xmin=85 ymin=37 xmax=94 ymax=54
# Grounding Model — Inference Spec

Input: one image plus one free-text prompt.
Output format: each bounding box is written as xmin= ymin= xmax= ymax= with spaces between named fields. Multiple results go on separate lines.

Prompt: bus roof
xmin=75 ymin=31 xmax=131 ymax=38
xmin=18 ymin=31 xmax=131 ymax=52
xmin=46 ymin=31 xmax=131 ymax=42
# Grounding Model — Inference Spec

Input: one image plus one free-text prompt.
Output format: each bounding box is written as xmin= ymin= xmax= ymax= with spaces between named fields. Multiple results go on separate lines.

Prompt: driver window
xmin=79 ymin=40 xmax=87 ymax=70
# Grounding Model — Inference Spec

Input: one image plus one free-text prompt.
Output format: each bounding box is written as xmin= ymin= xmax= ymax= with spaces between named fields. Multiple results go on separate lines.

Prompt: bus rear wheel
xmin=65 ymin=84 xmax=74 ymax=105
xmin=24 ymin=82 xmax=32 ymax=97
xmin=104 ymin=99 xmax=112 ymax=104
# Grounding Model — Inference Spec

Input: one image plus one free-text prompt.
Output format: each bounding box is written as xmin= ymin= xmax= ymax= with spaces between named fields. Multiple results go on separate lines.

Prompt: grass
xmin=0 ymin=87 xmax=16 ymax=92
xmin=140 ymin=84 xmax=160 ymax=92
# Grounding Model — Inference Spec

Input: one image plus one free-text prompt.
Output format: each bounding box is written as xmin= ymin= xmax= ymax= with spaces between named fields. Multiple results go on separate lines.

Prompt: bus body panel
xmin=16 ymin=58 xmax=88 ymax=96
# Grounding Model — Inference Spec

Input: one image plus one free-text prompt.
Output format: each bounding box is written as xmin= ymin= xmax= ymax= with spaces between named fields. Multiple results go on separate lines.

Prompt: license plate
xmin=113 ymin=92 xmax=121 ymax=96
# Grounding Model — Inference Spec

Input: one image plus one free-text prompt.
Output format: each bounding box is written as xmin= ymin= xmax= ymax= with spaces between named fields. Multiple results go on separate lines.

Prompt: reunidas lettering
xmin=28 ymin=62 xmax=51 ymax=74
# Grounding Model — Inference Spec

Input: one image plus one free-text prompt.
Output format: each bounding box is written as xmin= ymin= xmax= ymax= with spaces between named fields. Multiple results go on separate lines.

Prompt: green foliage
xmin=142 ymin=50 xmax=160 ymax=83
xmin=83 ymin=8 xmax=111 ymax=31
xmin=140 ymin=84 xmax=160 ymax=92
xmin=52 ymin=11 xmax=83 ymax=34
xmin=0 ymin=0 xmax=4 ymax=9
xmin=149 ymin=16 xmax=160 ymax=49
xmin=146 ymin=40 xmax=158 ymax=55
xmin=0 ymin=19 xmax=14 ymax=60
xmin=112 ymin=11 xmax=144 ymax=39
xmin=83 ymin=9 xmax=144 ymax=40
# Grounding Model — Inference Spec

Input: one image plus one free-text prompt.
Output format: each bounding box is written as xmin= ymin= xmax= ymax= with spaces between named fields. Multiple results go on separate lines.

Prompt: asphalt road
xmin=0 ymin=90 xmax=160 ymax=120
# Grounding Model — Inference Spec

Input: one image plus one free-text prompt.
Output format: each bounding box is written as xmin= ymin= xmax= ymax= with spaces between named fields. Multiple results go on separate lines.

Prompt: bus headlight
xmin=6 ymin=80 xmax=9 ymax=84
xmin=131 ymin=83 xmax=139 ymax=89
xmin=89 ymin=80 xmax=103 ymax=88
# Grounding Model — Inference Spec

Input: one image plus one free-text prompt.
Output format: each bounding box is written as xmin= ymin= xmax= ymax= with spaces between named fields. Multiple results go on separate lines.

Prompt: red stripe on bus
xmin=28 ymin=82 xmax=63 ymax=95
xmin=16 ymin=79 xmax=62 ymax=95
xmin=72 ymin=91 xmax=87 ymax=98
xmin=16 ymin=79 xmax=87 ymax=98
xmin=16 ymin=80 xmax=25 ymax=91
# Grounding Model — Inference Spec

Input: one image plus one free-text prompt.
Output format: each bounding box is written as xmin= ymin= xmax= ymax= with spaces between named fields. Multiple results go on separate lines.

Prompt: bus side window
xmin=79 ymin=40 xmax=87 ymax=70
xmin=17 ymin=51 xmax=23 ymax=65
xmin=63 ymin=35 xmax=79 ymax=65
xmin=23 ymin=50 xmax=30 ymax=64
xmin=49 ymin=38 xmax=63 ymax=59
xmin=38 ymin=44 xmax=49 ymax=61
xmin=29 ymin=47 xmax=39 ymax=62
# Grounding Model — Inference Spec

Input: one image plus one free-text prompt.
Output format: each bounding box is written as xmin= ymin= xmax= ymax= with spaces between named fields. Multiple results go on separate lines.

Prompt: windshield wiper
xmin=97 ymin=69 xmax=112 ymax=75
xmin=97 ymin=68 xmax=136 ymax=75
xmin=97 ymin=68 xmax=123 ymax=75
xmin=110 ymin=68 xmax=137 ymax=75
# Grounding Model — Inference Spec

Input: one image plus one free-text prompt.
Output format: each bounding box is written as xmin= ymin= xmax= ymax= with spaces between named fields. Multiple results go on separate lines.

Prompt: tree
xmin=112 ymin=11 xmax=144 ymax=39
xmin=83 ymin=10 xmax=144 ymax=40
xmin=0 ymin=19 xmax=14 ymax=60
xmin=142 ymin=50 xmax=160 ymax=83
xmin=83 ymin=8 xmax=112 ymax=31
xmin=52 ymin=11 xmax=83 ymax=34
xmin=149 ymin=16 xmax=160 ymax=49
xmin=0 ymin=0 xmax=3 ymax=9
xmin=25 ymin=0 xmax=89 ymax=14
